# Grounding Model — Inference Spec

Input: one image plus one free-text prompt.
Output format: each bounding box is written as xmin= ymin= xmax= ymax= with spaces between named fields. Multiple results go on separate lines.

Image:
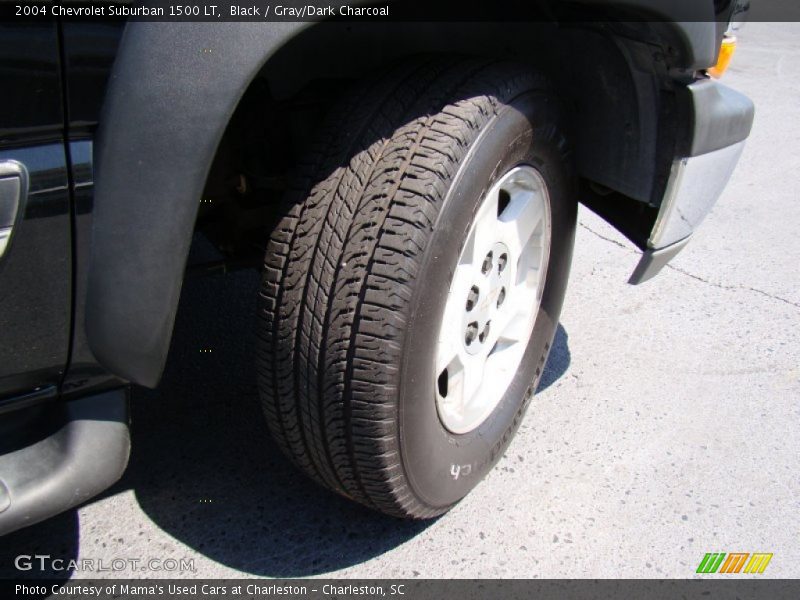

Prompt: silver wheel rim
xmin=435 ymin=165 xmax=552 ymax=434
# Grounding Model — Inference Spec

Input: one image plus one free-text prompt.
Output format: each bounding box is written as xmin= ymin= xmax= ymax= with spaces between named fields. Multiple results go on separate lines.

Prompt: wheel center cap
xmin=463 ymin=241 xmax=511 ymax=355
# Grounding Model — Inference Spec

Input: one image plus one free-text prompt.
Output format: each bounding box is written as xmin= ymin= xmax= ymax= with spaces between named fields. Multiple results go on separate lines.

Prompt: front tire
xmin=258 ymin=58 xmax=577 ymax=518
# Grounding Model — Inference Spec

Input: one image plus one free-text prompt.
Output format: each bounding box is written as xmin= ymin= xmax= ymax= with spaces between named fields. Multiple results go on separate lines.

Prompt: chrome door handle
xmin=0 ymin=161 xmax=27 ymax=259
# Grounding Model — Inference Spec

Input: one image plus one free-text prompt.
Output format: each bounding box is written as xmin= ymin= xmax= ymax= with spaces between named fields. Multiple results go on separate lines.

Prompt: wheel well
xmin=194 ymin=20 xmax=686 ymax=264
xmin=86 ymin=15 xmax=719 ymax=387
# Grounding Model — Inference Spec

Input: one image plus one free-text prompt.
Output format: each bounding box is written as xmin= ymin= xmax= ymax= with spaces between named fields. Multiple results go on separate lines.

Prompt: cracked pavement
xmin=2 ymin=23 xmax=798 ymax=580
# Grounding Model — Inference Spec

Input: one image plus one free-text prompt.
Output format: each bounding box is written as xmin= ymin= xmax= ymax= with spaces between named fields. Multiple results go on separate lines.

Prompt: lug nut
xmin=498 ymin=253 xmax=508 ymax=273
xmin=481 ymin=251 xmax=493 ymax=275
xmin=478 ymin=320 xmax=491 ymax=344
xmin=465 ymin=322 xmax=479 ymax=346
xmin=497 ymin=287 xmax=506 ymax=308
xmin=466 ymin=286 xmax=479 ymax=312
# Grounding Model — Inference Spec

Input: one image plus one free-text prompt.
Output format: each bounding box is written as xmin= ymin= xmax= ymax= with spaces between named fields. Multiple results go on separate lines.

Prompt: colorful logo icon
xmin=696 ymin=553 xmax=773 ymax=574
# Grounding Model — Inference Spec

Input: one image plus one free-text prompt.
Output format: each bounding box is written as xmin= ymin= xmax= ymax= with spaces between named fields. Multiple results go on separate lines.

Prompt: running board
xmin=0 ymin=388 xmax=130 ymax=536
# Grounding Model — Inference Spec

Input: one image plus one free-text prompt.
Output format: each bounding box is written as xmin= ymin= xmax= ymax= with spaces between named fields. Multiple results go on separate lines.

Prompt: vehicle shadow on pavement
xmin=538 ymin=324 xmax=569 ymax=393
xmin=0 ymin=510 xmax=78 ymax=580
xmin=0 ymin=269 xmax=570 ymax=579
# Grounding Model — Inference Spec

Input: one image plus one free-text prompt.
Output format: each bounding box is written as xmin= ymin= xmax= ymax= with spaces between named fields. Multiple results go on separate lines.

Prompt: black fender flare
xmin=87 ymin=23 xmax=305 ymax=387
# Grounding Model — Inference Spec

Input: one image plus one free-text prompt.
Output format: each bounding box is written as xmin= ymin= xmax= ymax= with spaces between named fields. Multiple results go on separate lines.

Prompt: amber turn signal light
xmin=708 ymin=36 xmax=737 ymax=79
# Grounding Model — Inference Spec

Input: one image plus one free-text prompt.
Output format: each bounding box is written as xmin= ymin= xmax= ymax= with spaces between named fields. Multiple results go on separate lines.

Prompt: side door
xmin=0 ymin=22 xmax=71 ymax=402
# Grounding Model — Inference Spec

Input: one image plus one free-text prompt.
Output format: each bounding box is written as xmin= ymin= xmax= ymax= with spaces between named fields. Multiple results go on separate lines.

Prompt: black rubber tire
xmin=257 ymin=57 xmax=577 ymax=518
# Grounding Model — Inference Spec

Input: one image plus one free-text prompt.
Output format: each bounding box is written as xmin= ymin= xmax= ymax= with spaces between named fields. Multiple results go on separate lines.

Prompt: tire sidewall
xmin=399 ymin=92 xmax=577 ymax=509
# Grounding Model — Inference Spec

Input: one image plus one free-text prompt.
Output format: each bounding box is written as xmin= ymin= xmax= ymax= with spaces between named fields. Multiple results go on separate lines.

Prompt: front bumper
xmin=629 ymin=79 xmax=754 ymax=284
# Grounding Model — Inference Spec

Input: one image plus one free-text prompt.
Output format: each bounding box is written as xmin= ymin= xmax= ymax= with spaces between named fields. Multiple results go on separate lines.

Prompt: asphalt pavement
xmin=2 ymin=22 xmax=798 ymax=580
